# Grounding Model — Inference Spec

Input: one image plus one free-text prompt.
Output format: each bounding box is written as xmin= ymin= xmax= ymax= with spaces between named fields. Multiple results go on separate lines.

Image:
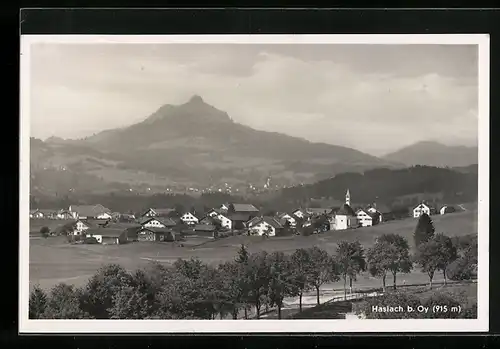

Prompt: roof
xmin=307 ymin=208 xmax=332 ymax=215
xmin=229 ymin=213 xmax=252 ymax=221
xmin=414 ymin=203 xmax=430 ymax=210
xmin=70 ymin=205 xmax=111 ymax=217
xmin=147 ymin=208 xmax=176 ymax=216
xmin=257 ymin=216 xmax=283 ymax=229
xmin=229 ymin=203 xmax=259 ymax=212
xmin=336 ymin=203 xmax=356 ymax=216
xmin=106 ymin=222 xmax=142 ymax=230
xmin=139 ymin=227 xmax=173 ymax=234
xmin=277 ymin=212 xmax=291 ymax=219
xmin=85 ymin=228 xmax=127 ymax=238
xmin=37 ymin=209 xmax=59 ymax=215
xmin=85 ymin=219 xmax=110 ymax=227
xmin=139 ymin=216 xmax=177 ymax=226
xmin=194 ymin=224 xmax=216 ymax=232
xmin=247 ymin=216 xmax=263 ymax=227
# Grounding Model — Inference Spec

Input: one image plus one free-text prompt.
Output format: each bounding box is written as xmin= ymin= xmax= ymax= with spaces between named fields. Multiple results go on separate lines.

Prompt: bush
xmin=447 ymin=257 xmax=476 ymax=281
xmin=40 ymin=226 xmax=50 ymax=238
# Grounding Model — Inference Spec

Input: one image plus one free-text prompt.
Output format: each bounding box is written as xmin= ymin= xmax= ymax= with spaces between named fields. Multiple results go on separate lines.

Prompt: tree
xmin=290 ymin=248 xmax=313 ymax=312
xmin=40 ymin=226 xmax=50 ymax=238
xmin=43 ymin=283 xmax=91 ymax=319
xmin=79 ymin=264 xmax=135 ymax=319
xmin=108 ymin=285 xmax=151 ymax=319
xmin=366 ymin=240 xmax=392 ymax=292
xmin=413 ymin=213 xmax=435 ymax=247
xmin=433 ymin=233 xmax=458 ymax=285
xmin=336 ymin=241 xmax=366 ymax=300
xmin=245 ymin=251 xmax=271 ymax=319
xmin=305 ymin=247 xmax=338 ymax=305
xmin=368 ymin=234 xmax=412 ymax=291
xmin=266 ymin=251 xmax=298 ymax=319
xmin=217 ymin=261 xmax=245 ymax=319
xmin=415 ymin=238 xmax=442 ymax=289
xmin=29 ymin=285 xmax=48 ymax=319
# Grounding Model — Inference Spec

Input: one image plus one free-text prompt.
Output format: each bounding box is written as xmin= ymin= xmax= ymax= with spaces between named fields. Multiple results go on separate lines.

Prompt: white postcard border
xmin=19 ymin=34 xmax=490 ymax=333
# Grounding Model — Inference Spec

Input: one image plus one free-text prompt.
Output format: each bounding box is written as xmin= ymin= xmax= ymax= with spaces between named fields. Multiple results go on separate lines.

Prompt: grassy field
xmin=29 ymin=210 xmax=478 ymax=291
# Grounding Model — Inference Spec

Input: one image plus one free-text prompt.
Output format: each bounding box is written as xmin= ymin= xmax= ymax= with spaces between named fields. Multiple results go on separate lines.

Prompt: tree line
xmin=30 ymin=215 xmax=477 ymax=320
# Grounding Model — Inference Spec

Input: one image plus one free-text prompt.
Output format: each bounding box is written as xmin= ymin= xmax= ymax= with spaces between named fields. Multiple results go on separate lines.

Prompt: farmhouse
xmin=440 ymin=205 xmax=457 ymax=215
xmin=139 ymin=216 xmax=177 ymax=229
xmin=277 ymin=212 xmax=297 ymax=227
xmin=248 ymin=217 xmax=283 ymax=237
xmin=356 ymin=209 xmax=377 ymax=227
xmin=228 ymin=203 xmax=259 ymax=216
xmin=180 ymin=212 xmax=199 ymax=225
xmin=193 ymin=224 xmax=217 ymax=237
xmin=219 ymin=203 xmax=229 ymax=212
xmin=30 ymin=209 xmax=43 ymax=219
xmin=134 ymin=227 xmax=176 ymax=242
xmin=69 ymin=204 xmax=112 ymax=220
xmin=30 ymin=209 xmax=59 ymax=219
xmin=56 ymin=209 xmax=73 ymax=220
xmin=292 ymin=208 xmax=308 ymax=219
xmin=333 ymin=190 xmax=357 ymax=230
xmin=413 ymin=203 xmax=431 ymax=218
xmin=246 ymin=215 xmax=263 ymax=228
xmin=141 ymin=208 xmax=176 ymax=218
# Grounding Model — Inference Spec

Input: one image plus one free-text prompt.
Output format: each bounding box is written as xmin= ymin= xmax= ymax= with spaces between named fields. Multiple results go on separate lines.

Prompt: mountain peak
xmin=187 ymin=95 xmax=204 ymax=104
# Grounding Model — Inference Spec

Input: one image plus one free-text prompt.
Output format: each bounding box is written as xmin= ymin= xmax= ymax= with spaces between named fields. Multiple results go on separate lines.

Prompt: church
xmin=334 ymin=189 xmax=358 ymax=230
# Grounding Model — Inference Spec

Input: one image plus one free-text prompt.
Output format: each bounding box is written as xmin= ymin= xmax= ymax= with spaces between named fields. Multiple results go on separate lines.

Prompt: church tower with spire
xmin=345 ymin=189 xmax=351 ymax=206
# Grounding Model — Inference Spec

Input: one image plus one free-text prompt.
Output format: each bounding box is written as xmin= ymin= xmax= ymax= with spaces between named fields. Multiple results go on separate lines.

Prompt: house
xmin=366 ymin=203 xmax=389 ymax=222
xmin=246 ymin=215 xmax=263 ymax=228
xmin=356 ymin=209 xmax=374 ymax=227
xmin=84 ymin=227 xmax=128 ymax=245
xmin=139 ymin=216 xmax=177 ymax=229
xmin=56 ymin=209 xmax=73 ymax=220
xmin=292 ymin=208 xmax=308 ymax=219
xmin=193 ymin=224 xmax=217 ymax=237
xmin=219 ymin=204 xmax=229 ymax=212
xmin=228 ymin=203 xmax=260 ymax=217
xmin=141 ymin=208 xmax=176 ymax=218
xmin=133 ymin=227 xmax=175 ymax=242
xmin=180 ymin=212 xmax=199 ymax=225
xmin=68 ymin=204 xmax=112 ymax=220
xmin=334 ymin=190 xmax=358 ymax=230
xmin=214 ymin=213 xmax=232 ymax=230
xmin=30 ymin=209 xmax=58 ymax=219
xmin=277 ymin=212 xmax=297 ymax=227
xmin=413 ymin=203 xmax=431 ymax=218
xmin=206 ymin=208 xmax=221 ymax=218
xmin=29 ymin=209 xmax=43 ymax=219
xmin=440 ymin=205 xmax=457 ymax=215
xmin=248 ymin=216 xmax=283 ymax=237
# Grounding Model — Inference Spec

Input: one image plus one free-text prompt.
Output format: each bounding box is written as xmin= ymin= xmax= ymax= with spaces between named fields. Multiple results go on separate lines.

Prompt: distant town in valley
xmin=27 ymin=43 xmax=479 ymax=321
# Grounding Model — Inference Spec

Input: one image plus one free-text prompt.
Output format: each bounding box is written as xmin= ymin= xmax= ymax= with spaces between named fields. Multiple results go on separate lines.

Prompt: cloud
xmin=29 ymin=43 xmax=478 ymax=155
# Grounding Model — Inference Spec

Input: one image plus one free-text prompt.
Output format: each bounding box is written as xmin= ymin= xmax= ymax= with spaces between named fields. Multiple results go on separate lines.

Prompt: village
xmin=29 ymin=189 xmax=463 ymax=246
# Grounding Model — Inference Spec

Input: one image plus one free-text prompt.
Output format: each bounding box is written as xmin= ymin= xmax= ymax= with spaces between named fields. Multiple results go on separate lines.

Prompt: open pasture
xmin=29 ymin=210 xmax=478 ymax=290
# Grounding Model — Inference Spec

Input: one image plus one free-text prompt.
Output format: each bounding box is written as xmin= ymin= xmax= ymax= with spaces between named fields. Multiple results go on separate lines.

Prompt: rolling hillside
xmin=382 ymin=141 xmax=478 ymax=167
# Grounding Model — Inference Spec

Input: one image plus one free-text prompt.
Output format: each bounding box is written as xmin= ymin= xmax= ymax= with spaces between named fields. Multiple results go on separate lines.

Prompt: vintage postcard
xmin=19 ymin=34 xmax=489 ymax=333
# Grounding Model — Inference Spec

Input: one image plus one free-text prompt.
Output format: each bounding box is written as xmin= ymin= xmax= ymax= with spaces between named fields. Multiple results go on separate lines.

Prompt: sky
xmin=29 ymin=43 xmax=479 ymax=156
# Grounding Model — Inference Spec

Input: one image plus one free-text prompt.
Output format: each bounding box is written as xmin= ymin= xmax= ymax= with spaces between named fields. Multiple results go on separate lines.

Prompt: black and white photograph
xmin=19 ymin=34 xmax=489 ymax=333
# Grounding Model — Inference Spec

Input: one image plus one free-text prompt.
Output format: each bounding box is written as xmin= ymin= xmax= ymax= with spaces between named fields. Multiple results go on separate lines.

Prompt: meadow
xmin=29 ymin=210 xmax=478 ymax=291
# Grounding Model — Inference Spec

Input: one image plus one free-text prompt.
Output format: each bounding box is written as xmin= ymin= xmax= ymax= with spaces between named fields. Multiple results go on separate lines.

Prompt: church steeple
xmin=346 ymin=189 xmax=351 ymax=206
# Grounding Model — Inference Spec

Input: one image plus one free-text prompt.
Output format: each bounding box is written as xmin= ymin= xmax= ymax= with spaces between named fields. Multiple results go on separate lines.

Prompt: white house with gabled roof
xmin=413 ymin=203 xmax=430 ymax=218
xmin=180 ymin=212 xmax=199 ymax=225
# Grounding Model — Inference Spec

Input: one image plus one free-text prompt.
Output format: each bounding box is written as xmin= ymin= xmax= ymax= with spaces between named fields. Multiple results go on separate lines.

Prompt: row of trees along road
xmin=30 ymin=213 xmax=477 ymax=320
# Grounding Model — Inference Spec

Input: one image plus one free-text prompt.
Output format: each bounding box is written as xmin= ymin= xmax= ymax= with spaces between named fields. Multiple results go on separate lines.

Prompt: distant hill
xmin=30 ymin=95 xmax=400 ymax=194
xmin=275 ymin=165 xmax=478 ymax=210
xmin=382 ymin=141 xmax=478 ymax=167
